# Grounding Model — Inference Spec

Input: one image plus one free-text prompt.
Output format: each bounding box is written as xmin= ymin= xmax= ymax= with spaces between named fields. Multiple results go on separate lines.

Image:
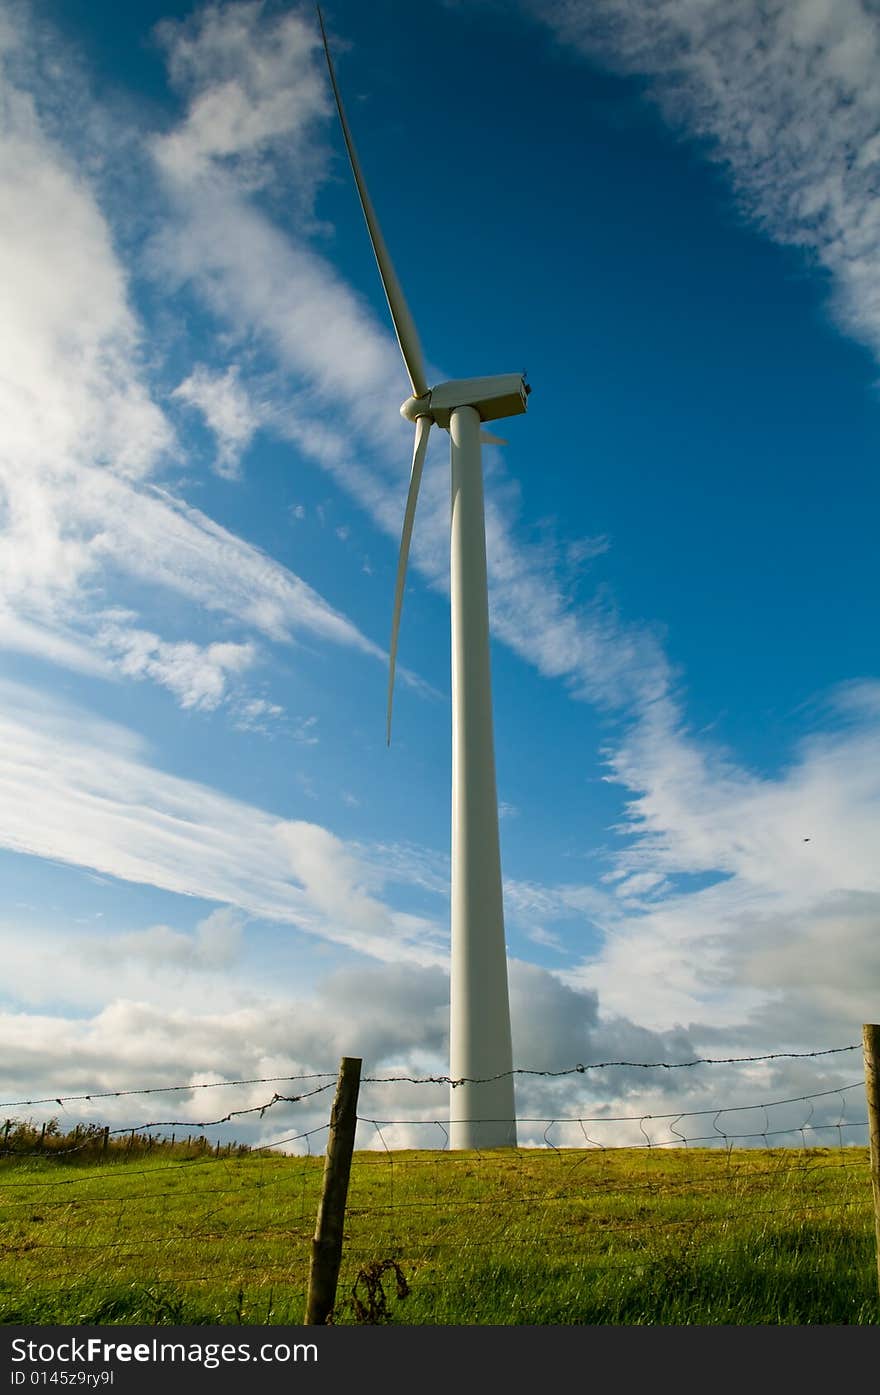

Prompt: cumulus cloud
xmin=84 ymin=907 xmax=245 ymax=971
xmin=1 ymin=947 xmax=859 ymax=1152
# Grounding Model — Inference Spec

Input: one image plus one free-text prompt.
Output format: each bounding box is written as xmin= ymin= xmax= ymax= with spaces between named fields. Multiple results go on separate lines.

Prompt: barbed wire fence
xmin=1 ymin=1033 xmax=878 ymax=1324
xmin=0 ymin=1041 xmax=866 ymax=1154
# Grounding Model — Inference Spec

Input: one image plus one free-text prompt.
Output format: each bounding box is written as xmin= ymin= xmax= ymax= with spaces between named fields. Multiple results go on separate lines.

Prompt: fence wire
xmin=1 ymin=1046 xmax=876 ymax=1325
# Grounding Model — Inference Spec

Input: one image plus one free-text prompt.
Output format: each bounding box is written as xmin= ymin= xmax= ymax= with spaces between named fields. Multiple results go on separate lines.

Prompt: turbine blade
xmin=317 ymin=8 xmax=429 ymax=401
xmin=387 ymin=414 xmax=432 ymax=745
xmin=480 ymin=429 xmax=507 ymax=446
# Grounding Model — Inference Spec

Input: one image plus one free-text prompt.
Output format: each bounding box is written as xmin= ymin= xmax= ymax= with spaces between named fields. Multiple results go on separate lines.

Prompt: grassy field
xmin=1 ymin=1143 xmax=877 ymax=1325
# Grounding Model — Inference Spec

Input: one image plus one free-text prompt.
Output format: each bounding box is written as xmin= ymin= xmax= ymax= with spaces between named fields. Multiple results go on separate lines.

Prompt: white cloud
xmin=277 ymin=821 xmax=424 ymax=957
xmin=84 ymin=907 xmax=245 ymax=971
xmin=0 ymin=6 xmax=386 ymax=711
xmin=293 ymin=714 xmax=319 ymax=744
xmin=0 ymin=678 xmax=445 ymax=967
xmin=154 ymin=1 xmax=329 ymax=193
xmin=524 ymin=925 xmax=567 ymax=953
xmin=0 ymin=948 xmax=718 ymax=1150
xmin=528 ymin=0 xmax=880 ymax=362
xmin=565 ymin=686 xmax=880 ymax=1036
xmin=3 ymin=949 xmax=855 ymax=1152
xmin=605 ymin=691 xmax=880 ymax=904
xmin=503 ymin=875 xmax=614 ymax=929
xmin=0 ymin=34 xmax=172 ymax=640
xmin=98 ymin=620 xmax=257 ymax=709
xmin=1 ymin=464 xmax=385 ymax=698
xmin=89 ymin=479 xmax=384 ymax=656
xmin=172 ymin=364 xmax=262 ymax=477
xmin=0 ymin=609 xmax=111 ymax=677
xmin=0 ymin=0 xmax=875 ymax=1155
xmin=146 ymin=0 xmax=675 ymax=720
xmin=0 ymin=92 xmax=172 ymax=487
xmin=232 ymin=695 xmax=286 ymax=734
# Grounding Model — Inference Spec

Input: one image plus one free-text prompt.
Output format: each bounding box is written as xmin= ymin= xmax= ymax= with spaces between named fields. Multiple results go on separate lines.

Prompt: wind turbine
xmin=318 ymin=10 xmax=528 ymax=1149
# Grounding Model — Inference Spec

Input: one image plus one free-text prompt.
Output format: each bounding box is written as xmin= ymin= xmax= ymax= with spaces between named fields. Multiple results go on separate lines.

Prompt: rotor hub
xmin=400 ymin=393 xmax=433 ymax=424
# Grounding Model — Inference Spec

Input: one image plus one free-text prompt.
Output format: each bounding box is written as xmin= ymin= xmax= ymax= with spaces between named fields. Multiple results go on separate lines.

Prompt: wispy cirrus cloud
xmin=4 ymin=0 xmax=878 ymax=1113
xmin=0 ymin=4 xmax=385 ymax=711
xmin=526 ymin=0 xmax=880 ymax=363
xmin=148 ymin=0 xmax=673 ymax=717
xmin=144 ymin=2 xmax=880 ymax=1068
xmin=0 ymin=678 xmax=444 ymax=967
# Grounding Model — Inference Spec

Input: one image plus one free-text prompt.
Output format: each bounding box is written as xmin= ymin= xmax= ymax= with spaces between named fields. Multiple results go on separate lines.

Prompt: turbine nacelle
xmin=400 ymin=373 xmax=530 ymax=428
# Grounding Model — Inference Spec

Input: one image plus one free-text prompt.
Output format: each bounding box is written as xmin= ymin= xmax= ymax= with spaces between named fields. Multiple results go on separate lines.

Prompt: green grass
xmin=1 ymin=1145 xmax=876 ymax=1325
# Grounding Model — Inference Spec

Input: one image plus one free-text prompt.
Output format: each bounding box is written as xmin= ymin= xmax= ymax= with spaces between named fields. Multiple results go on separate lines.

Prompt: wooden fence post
xmin=864 ymin=1024 xmax=880 ymax=1303
xmin=305 ymin=1056 xmax=362 ymax=1325
xmin=102 ymin=1127 xmax=109 ymax=1154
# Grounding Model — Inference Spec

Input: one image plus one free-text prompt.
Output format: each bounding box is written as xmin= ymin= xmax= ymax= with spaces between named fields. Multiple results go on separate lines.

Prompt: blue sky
xmin=1 ymin=0 xmax=878 ymax=1150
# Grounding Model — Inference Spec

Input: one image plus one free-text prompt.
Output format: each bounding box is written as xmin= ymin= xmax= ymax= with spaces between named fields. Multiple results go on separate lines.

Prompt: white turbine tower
xmin=319 ymin=10 xmax=528 ymax=1149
